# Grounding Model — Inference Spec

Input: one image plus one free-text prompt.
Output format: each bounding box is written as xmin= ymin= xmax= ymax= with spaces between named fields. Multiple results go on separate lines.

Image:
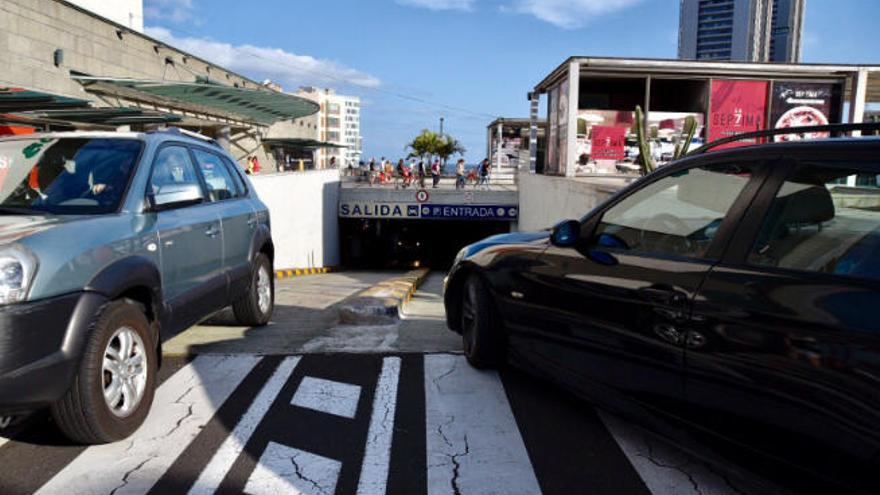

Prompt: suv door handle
xmin=247 ymin=217 xmax=258 ymax=229
xmin=205 ymin=226 xmax=220 ymax=238
xmin=639 ymin=286 xmax=686 ymax=306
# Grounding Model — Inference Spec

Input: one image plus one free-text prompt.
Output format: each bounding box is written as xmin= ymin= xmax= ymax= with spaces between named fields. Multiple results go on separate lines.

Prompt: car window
xmin=591 ymin=164 xmax=754 ymax=259
xmin=221 ymin=156 xmax=248 ymax=196
xmin=149 ymin=145 xmax=203 ymax=197
xmin=749 ymin=162 xmax=880 ymax=281
xmin=192 ymin=148 xmax=239 ymax=201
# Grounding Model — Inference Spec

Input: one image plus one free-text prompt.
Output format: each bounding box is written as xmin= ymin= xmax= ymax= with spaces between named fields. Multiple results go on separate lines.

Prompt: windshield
xmin=0 ymin=137 xmax=142 ymax=215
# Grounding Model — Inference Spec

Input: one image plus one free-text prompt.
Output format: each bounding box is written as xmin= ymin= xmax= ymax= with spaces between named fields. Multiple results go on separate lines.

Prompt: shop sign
xmin=708 ymin=80 xmax=768 ymax=149
xmin=770 ymin=82 xmax=840 ymax=142
xmin=590 ymin=126 xmax=626 ymax=160
xmin=339 ymin=202 xmax=420 ymax=219
xmin=419 ymin=204 xmax=518 ymax=221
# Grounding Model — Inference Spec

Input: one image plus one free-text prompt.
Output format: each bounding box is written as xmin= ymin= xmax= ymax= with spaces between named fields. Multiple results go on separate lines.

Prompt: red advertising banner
xmin=709 ymin=80 xmax=768 ymax=149
xmin=590 ymin=125 xmax=626 ymax=161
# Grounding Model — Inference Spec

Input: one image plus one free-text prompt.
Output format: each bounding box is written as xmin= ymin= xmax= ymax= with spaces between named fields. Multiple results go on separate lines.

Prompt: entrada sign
xmin=339 ymin=202 xmax=518 ymax=221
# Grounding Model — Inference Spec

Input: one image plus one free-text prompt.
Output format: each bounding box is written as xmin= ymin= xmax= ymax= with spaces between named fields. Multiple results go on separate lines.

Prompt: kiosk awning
xmin=72 ymin=76 xmax=320 ymax=125
xmin=263 ymin=138 xmax=347 ymax=149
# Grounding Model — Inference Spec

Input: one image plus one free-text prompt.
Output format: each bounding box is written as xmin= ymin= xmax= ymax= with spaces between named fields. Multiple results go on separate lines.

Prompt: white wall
xmin=250 ymin=170 xmax=340 ymax=269
xmin=517 ymin=172 xmax=631 ymax=231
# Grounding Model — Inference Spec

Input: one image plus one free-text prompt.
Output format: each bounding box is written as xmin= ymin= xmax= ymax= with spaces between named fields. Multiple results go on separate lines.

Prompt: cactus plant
xmin=634 ymin=105 xmax=655 ymax=175
xmin=673 ymin=115 xmax=698 ymax=160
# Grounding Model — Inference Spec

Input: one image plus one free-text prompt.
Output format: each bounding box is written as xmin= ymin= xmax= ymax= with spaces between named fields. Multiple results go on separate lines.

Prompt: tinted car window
xmin=192 ymin=149 xmax=238 ymax=201
xmin=749 ymin=163 xmax=880 ymax=280
xmin=150 ymin=145 xmax=203 ymax=196
xmin=221 ymin=156 xmax=248 ymax=196
xmin=592 ymin=164 xmax=753 ymax=258
xmin=0 ymin=138 xmax=141 ymax=215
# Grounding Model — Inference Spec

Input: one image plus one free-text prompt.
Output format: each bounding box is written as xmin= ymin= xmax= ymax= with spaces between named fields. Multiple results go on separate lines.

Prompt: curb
xmin=275 ymin=267 xmax=335 ymax=280
xmin=338 ymin=268 xmax=430 ymax=325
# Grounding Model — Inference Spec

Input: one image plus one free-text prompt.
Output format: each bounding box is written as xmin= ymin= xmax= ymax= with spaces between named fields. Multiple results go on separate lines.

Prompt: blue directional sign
xmin=419 ymin=204 xmax=518 ymax=221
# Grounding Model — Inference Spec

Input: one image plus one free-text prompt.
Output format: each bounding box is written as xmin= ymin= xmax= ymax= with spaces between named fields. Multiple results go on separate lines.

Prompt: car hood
xmin=0 ymin=214 xmax=82 ymax=245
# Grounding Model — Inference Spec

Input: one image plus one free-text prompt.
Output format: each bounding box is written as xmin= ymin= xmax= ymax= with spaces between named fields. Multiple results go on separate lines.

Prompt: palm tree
xmin=435 ymin=136 xmax=466 ymax=167
xmin=405 ymin=129 xmax=442 ymax=162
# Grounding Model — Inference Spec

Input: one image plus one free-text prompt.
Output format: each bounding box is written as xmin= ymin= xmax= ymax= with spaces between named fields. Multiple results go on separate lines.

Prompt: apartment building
xmin=298 ymin=87 xmax=362 ymax=169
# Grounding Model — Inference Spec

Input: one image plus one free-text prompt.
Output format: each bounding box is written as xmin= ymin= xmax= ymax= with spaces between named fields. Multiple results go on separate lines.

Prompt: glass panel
xmin=150 ymin=146 xmax=202 ymax=196
xmin=592 ymin=164 xmax=753 ymax=259
xmin=749 ymin=164 xmax=880 ymax=280
xmin=192 ymin=149 xmax=238 ymax=201
xmin=0 ymin=137 xmax=141 ymax=215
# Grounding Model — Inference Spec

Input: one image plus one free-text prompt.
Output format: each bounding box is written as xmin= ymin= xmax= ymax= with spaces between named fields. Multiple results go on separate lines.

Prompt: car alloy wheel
xmin=102 ymin=326 xmax=148 ymax=418
xmin=257 ymin=264 xmax=272 ymax=315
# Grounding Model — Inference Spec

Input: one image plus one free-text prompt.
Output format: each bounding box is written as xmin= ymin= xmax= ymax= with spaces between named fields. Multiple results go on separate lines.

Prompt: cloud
xmin=145 ymin=27 xmax=381 ymax=90
xmin=507 ymin=0 xmax=645 ymax=29
xmin=144 ymin=0 xmax=196 ymax=23
xmin=396 ymin=0 xmax=474 ymax=11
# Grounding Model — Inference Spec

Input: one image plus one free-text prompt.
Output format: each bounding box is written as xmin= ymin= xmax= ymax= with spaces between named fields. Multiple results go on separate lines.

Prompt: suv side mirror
xmin=550 ymin=219 xmax=581 ymax=248
xmin=148 ymin=183 xmax=203 ymax=211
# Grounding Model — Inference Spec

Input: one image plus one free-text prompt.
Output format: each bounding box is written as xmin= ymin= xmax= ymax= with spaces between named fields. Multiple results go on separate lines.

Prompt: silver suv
xmin=0 ymin=129 xmax=274 ymax=443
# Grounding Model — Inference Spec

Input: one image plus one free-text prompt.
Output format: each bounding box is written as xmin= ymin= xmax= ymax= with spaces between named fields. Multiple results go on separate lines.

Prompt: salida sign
xmin=339 ymin=201 xmax=518 ymax=221
xmin=708 ymin=79 xmax=768 ymax=149
xmin=339 ymin=202 xmax=419 ymax=219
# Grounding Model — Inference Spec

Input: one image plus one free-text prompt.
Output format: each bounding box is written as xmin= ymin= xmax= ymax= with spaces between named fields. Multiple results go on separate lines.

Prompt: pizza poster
xmin=590 ymin=126 xmax=626 ymax=160
xmin=770 ymin=82 xmax=841 ymax=142
xmin=708 ymin=80 xmax=768 ymax=149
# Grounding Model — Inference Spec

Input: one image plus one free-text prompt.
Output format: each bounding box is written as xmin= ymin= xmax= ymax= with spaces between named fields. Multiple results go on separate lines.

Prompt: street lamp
xmin=439 ymin=117 xmax=444 ymax=137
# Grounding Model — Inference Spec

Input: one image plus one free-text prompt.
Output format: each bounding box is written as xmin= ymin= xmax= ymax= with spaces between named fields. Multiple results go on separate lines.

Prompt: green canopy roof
xmin=72 ymin=76 xmax=320 ymax=125
xmin=263 ymin=138 xmax=347 ymax=149
xmin=0 ymin=87 xmax=91 ymax=112
xmin=10 ymin=107 xmax=182 ymax=126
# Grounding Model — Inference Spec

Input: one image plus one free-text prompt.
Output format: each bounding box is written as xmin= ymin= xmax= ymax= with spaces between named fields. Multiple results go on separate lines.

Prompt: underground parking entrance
xmin=339 ymin=218 xmax=513 ymax=269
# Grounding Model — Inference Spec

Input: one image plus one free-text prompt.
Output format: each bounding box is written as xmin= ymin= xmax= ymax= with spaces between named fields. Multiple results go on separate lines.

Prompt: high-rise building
xmin=297 ymin=87 xmax=362 ymax=169
xmin=678 ymin=0 xmax=804 ymax=62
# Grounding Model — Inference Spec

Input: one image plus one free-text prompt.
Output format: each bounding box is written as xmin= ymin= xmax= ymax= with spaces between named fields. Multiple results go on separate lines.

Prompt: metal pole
xmin=439 ymin=117 xmax=444 ymax=136
xmin=528 ymin=92 xmax=539 ymax=173
xmin=496 ymin=121 xmax=503 ymax=173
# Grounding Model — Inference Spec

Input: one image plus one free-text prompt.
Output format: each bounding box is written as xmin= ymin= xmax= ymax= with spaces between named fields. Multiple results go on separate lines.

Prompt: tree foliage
xmin=405 ymin=129 xmax=466 ymax=163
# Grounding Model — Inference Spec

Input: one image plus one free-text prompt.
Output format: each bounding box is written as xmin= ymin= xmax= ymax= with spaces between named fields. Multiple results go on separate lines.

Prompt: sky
xmin=142 ymin=0 xmax=880 ymax=162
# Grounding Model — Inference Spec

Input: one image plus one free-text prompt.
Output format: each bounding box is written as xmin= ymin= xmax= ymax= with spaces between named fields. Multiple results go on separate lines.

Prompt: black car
xmin=444 ymin=126 xmax=880 ymax=494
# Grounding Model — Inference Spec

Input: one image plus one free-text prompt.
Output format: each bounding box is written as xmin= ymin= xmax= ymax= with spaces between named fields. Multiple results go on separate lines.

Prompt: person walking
xmin=455 ymin=159 xmax=466 ymax=190
xmin=478 ymin=158 xmax=490 ymax=190
xmin=416 ymin=160 xmax=426 ymax=189
xmin=431 ymin=159 xmax=441 ymax=188
xmin=368 ymin=158 xmax=377 ymax=185
xmin=395 ymin=159 xmax=406 ymax=189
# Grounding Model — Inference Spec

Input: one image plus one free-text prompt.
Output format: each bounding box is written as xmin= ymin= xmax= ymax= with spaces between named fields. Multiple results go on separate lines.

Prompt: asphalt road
xmin=0 ymin=273 xmax=792 ymax=495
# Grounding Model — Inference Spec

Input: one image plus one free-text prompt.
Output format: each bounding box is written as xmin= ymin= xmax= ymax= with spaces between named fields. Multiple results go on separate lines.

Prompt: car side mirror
xmin=550 ymin=219 xmax=581 ymax=248
xmin=148 ymin=183 xmax=203 ymax=211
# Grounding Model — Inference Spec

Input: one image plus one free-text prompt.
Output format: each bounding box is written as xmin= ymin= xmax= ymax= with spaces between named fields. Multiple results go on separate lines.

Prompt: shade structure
xmin=0 ymin=87 xmax=91 ymax=112
xmin=263 ymin=137 xmax=347 ymax=149
xmin=7 ymin=107 xmax=182 ymax=126
xmin=72 ymin=76 xmax=320 ymax=125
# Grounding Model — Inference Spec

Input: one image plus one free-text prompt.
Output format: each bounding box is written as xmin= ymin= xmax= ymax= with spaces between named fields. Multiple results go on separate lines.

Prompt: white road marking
xmin=243 ymin=441 xmax=341 ymax=495
xmin=600 ymin=412 xmax=740 ymax=495
xmin=424 ymin=354 xmax=542 ymax=495
xmin=356 ymin=357 xmax=401 ymax=495
xmin=0 ymin=435 xmax=9 ymax=449
xmin=189 ymin=356 xmax=300 ymax=495
xmin=36 ymin=355 xmax=260 ymax=495
xmin=291 ymin=376 xmax=362 ymax=419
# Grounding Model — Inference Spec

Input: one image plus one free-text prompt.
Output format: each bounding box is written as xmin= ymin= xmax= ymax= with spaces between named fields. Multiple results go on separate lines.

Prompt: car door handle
xmin=247 ymin=218 xmax=258 ymax=229
xmin=205 ymin=226 xmax=220 ymax=238
xmin=639 ymin=286 xmax=686 ymax=306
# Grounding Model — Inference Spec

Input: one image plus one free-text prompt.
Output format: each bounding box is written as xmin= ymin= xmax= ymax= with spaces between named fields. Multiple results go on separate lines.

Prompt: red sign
xmin=415 ymin=189 xmax=429 ymax=203
xmin=709 ymin=80 xmax=768 ymax=149
xmin=590 ymin=126 xmax=626 ymax=160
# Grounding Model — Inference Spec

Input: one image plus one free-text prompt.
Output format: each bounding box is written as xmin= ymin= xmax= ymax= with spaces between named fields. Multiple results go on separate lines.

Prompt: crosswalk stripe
xmin=357 ymin=357 xmax=401 ymax=495
xmin=35 ymin=355 xmax=260 ymax=495
xmin=0 ymin=435 xmax=9 ymax=449
xmin=424 ymin=354 xmax=542 ymax=495
xmin=243 ymin=441 xmax=342 ymax=495
xmin=188 ymin=356 xmax=301 ymax=495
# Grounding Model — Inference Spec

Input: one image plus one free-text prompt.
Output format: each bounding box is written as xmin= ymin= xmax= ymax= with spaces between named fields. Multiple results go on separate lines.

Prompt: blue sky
xmin=143 ymin=0 xmax=880 ymax=162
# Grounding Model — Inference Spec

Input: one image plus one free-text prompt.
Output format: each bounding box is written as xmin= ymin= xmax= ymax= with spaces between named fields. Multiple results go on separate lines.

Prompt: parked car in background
xmin=444 ymin=124 xmax=880 ymax=494
xmin=0 ymin=129 xmax=274 ymax=443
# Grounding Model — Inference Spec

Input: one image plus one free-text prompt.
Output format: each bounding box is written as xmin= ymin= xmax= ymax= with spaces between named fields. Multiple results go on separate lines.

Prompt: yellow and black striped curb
xmin=338 ymin=268 xmax=431 ymax=325
xmin=275 ymin=267 xmax=335 ymax=280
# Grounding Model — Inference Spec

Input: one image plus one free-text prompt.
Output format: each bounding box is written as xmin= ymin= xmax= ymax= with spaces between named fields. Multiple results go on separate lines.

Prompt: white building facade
xmin=298 ymin=87 xmax=362 ymax=169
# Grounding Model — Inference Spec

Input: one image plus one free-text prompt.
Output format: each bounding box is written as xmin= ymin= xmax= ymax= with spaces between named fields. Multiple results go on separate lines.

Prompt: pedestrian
xmin=244 ymin=156 xmax=254 ymax=175
xmin=368 ymin=158 xmax=377 ymax=185
xmin=384 ymin=160 xmax=394 ymax=185
xmin=329 ymin=156 xmax=336 ymax=171
xmin=395 ymin=159 xmax=406 ymax=189
xmin=455 ymin=158 xmax=466 ymax=190
xmin=348 ymin=160 xmax=356 ymax=176
xmin=478 ymin=158 xmax=490 ymax=189
xmin=251 ymin=155 xmax=262 ymax=174
xmin=431 ymin=159 xmax=441 ymax=188
xmin=416 ymin=160 xmax=426 ymax=188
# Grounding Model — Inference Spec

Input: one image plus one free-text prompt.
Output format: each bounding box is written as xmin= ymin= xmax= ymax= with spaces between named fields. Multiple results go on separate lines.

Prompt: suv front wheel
xmin=51 ymin=300 xmax=156 ymax=444
xmin=233 ymin=253 xmax=274 ymax=326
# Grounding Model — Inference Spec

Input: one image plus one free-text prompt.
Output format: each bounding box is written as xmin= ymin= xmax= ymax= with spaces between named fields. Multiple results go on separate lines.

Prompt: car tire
xmin=461 ymin=274 xmax=504 ymax=369
xmin=51 ymin=300 xmax=156 ymax=444
xmin=232 ymin=253 xmax=274 ymax=327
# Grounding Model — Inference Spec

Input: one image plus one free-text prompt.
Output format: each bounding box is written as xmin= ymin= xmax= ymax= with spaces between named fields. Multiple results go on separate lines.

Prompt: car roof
xmin=673 ymin=136 xmax=880 ymax=168
xmin=0 ymin=129 xmax=221 ymax=148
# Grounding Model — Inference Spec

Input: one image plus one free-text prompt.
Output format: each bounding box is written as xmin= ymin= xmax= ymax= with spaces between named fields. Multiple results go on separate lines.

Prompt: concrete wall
xmin=517 ymin=172 xmax=631 ymax=231
xmin=65 ymin=0 xmax=143 ymax=32
xmin=250 ymin=170 xmax=340 ymax=270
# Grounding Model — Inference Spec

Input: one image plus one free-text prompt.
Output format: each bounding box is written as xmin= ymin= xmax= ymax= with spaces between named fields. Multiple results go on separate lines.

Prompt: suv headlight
xmin=0 ymin=245 xmax=38 ymax=305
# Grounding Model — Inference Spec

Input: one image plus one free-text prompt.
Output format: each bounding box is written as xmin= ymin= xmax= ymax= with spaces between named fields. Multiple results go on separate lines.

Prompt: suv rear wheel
xmin=51 ymin=300 xmax=156 ymax=444
xmin=233 ymin=253 xmax=274 ymax=326
xmin=461 ymin=275 xmax=504 ymax=369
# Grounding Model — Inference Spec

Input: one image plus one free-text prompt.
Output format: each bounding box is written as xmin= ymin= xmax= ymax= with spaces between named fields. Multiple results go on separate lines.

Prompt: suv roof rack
xmin=149 ymin=127 xmax=222 ymax=148
xmin=689 ymin=122 xmax=880 ymax=156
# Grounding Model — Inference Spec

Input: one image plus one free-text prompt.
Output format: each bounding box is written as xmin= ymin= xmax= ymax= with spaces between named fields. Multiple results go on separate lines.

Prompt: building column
xmin=564 ymin=61 xmax=580 ymax=178
xmin=528 ymin=92 xmax=539 ymax=173
xmin=495 ymin=122 xmax=503 ymax=173
xmin=215 ymin=125 xmax=231 ymax=152
xmin=848 ymin=69 xmax=869 ymax=134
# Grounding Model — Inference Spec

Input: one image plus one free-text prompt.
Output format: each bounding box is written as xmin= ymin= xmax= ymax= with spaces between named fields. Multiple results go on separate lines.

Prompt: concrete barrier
xmin=338 ymin=269 xmax=430 ymax=325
